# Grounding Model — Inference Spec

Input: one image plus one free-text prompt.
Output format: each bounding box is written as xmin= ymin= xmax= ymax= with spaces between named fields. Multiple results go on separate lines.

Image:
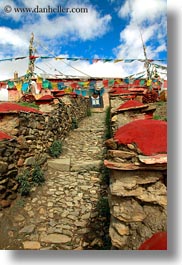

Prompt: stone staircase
xmin=0 ymin=111 xmax=110 ymax=250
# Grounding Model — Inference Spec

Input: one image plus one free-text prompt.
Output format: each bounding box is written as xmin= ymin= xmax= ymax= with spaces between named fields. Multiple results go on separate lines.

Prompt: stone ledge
xmin=71 ymin=160 xmax=103 ymax=172
xmin=48 ymin=158 xmax=71 ymax=172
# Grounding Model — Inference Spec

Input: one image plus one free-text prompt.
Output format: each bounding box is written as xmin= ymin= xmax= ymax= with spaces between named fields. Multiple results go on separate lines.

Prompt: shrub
xmin=32 ymin=165 xmax=45 ymax=184
xmin=48 ymin=140 xmax=62 ymax=158
xmin=71 ymin=117 xmax=78 ymax=129
xmin=153 ymin=114 xmax=167 ymax=121
xmin=97 ymin=197 xmax=110 ymax=220
xmin=16 ymin=170 xmax=31 ymax=196
xmin=87 ymin=108 xmax=92 ymax=117
xmin=105 ymin=106 xmax=112 ymax=139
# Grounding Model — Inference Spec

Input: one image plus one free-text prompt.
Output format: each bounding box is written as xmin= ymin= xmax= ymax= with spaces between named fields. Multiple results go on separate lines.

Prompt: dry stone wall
xmin=0 ymin=97 xmax=89 ymax=207
xmin=105 ymin=96 xmax=167 ymax=250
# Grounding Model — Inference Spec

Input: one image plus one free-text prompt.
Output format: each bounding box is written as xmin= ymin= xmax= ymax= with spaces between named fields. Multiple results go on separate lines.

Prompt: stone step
xmin=48 ymin=158 xmax=103 ymax=173
xmin=74 ymin=128 xmax=105 ymax=132
xmin=71 ymin=160 xmax=103 ymax=172
xmin=48 ymin=158 xmax=71 ymax=172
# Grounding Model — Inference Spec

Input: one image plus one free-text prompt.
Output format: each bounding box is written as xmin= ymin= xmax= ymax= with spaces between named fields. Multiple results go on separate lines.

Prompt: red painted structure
xmin=138 ymin=232 xmax=167 ymax=250
xmin=114 ymin=119 xmax=167 ymax=156
xmin=0 ymin=102 xmax=42 ymax=114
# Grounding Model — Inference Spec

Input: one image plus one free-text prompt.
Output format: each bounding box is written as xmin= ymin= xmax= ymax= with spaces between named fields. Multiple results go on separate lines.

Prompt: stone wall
xmin=0 ymin=96 xmax=89 ymax=207
xmin=108 ymin=168 xmax=167 ymax=250
xmin=105 ymin=96 xmax=167 ymax=250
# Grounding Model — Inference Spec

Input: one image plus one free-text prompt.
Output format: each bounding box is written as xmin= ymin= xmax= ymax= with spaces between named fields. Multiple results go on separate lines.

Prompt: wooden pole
xmin=28 ymin=33 xmax=35 ymax=78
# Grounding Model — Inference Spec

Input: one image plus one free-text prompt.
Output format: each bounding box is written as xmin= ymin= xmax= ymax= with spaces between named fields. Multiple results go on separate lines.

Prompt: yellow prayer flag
xmin=36 ymin=76 xmax=42 ymax=84
xmin=147 ymin=79 xmax=152 ymax=86
xmin=114 ymin=59 xmax=123 ymax=63
xmin=115 ymin=78 xmax=122 ymax=84
xmin=64 ymin=87 xmax=72 ymax=93
xmin=55 ymin=57 xmax=65 ymax=60
xmin=15 ymin=82 xmax=22 ymax=91
xmin=83 ymin=81 xmax=89 ymax=88
xmin=52 ymin=82 xmax=58 ymax=89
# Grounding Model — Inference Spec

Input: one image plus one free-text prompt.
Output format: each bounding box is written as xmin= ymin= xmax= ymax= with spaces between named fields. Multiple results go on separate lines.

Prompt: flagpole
xmin=28 ymin=33 xmax=35 ymax=79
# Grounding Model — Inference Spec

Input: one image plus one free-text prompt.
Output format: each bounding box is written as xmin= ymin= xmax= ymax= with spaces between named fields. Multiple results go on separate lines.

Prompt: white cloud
xmin=115 ymin=0 xmax=167 ymax=61
xmin=119 ymin=0 xmax=167 ymax=24
xmin=22 ymin=0 xmax=60 ymax=8
xmin=0 ymin=0 xmax=21 ymax=21
xmin=0 ymin=27 xmax=28 ymax=48
xmin=19 ymin=4 xmax=111 ymax=41
xmin=0 ymin=58 xmax=29 ymax=80
xmin=155 ymin=44 xmax=167 ymax=53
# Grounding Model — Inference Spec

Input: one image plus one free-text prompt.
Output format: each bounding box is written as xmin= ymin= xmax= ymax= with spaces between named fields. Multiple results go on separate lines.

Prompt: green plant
xmin=48 ymin=140 xmax=62 ymax=158
xmin=32 ymin=165 xmax=45 ymax=185
xmin=18 ymin=102 xmax=39 ymax=109
xmin=101 ymin=167 xmax=110 ymax=186
xmin=87 ymin=108 xmax=92 ymax=117
xmin=16 ymin=170 xmax=31 ymax=196
xmin=105 ymin=106 xmax=112 ymax=139
xmin=97 ymin=197 xmax=110 ymax=220
xmin=153 ymin=114 xmax=161 ymax=120
xmin=15 ymin=198 xmax=26 ymax=207
xmin=71 ymin=117 xmax=78 ymax=129
xmin=153 ymin=114 xmax=167 ymax=121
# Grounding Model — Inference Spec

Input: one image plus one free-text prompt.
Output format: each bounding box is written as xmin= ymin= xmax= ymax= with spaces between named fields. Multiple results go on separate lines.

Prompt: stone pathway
xmin=0 ymin=111 xmax=110 ymax=250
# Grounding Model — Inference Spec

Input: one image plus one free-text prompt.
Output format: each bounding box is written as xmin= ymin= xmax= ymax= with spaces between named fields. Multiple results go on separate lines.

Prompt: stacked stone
xmin=0 ymin=112 xmax=109 ymax=250
xmin=111 ymin=100 xmax=156 ymax=134
xmin=0 ymin=139 xmax=19 ymax=207
xmin=0 ymin=97 xmax=89 ymax=208
xmin=104 ymin=114 xmax=167 ymax=250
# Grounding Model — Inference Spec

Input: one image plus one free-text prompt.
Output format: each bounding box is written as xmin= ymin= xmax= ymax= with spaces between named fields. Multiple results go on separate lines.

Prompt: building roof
xmin=0 ymin=102 xmax=42 ymax=114
xmin=117 ymin=100 xmax=145 ymax=111
xmin=0 ymin=131 xmax=12 ymax=141
xmin=36 ymin=95 xmax=54 ymax=101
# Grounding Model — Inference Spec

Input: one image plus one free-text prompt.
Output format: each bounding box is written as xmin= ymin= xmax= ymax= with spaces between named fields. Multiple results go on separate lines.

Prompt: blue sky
xmin=0 ymin=0 xmax=167 ymax=80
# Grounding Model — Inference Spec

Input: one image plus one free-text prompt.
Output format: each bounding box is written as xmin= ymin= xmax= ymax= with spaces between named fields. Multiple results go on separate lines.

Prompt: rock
xmin=104 ymin=159 xmax=167 ymax=171
xmin=81 ymin=212 xmax=90 ymax=220
xmin=40 ymin=233 xmax=71 ymax=244
xmin=7 ymin=193 xmax=17 ymax=200
xmin=71 ymin=160 xmax=102 ymax=172
xmin=24 ymin=156 xmax=36 ymax=166
xmin=110 ymin=197 xmax=146 ymax=222
xmin=19 ymin=224 xmax=35 ymax=234
xmin=127 ymin=144 xmax=136 ymax=150
xmin=23 ymin=241 xmax=41 ymax=250
xmin=17 ymin=158 xmax=24 ymax=167
xmin=14 ymin=214 xmax=25 ymax=222
xmin=108 ymin=149 xmax=136 ymax=159
xmin=37 ymin=154 xmax=48 ymax=165
xmin=136 ymin=181 xmax=167 ymax=206
xmin=111 ymin=115 xmax=118 ymax=122
xmin=105 ymin=138 xmax=117 ymax=149
xmin=138 ymin=154 xmax=167 ymax=164
xmin=74 ymin=246 xmax=83 ymax=250
xmin=0 ymin=185 xmax=5 ymax=192
xmin=48 ymin=158 xmax=71 ymax=172
xmin=0 ymin=161 xmax=8 ymax=174
xmin=90 ymin=238 xmax=103 ymax=247
xmin=8 ymin=231 xmax=14 ymax=237
xmin=0 ymin=199 xmax=11 ymax=208
xmin=109 ymin=226 xmax=128 ymax=249
xmin=0 ymin=178 xmax=8 ymax=185
xmin=39 ymin=207 xmax=46 ymax=215
xmin=110 ymin=216 xmax=129 ymax=236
